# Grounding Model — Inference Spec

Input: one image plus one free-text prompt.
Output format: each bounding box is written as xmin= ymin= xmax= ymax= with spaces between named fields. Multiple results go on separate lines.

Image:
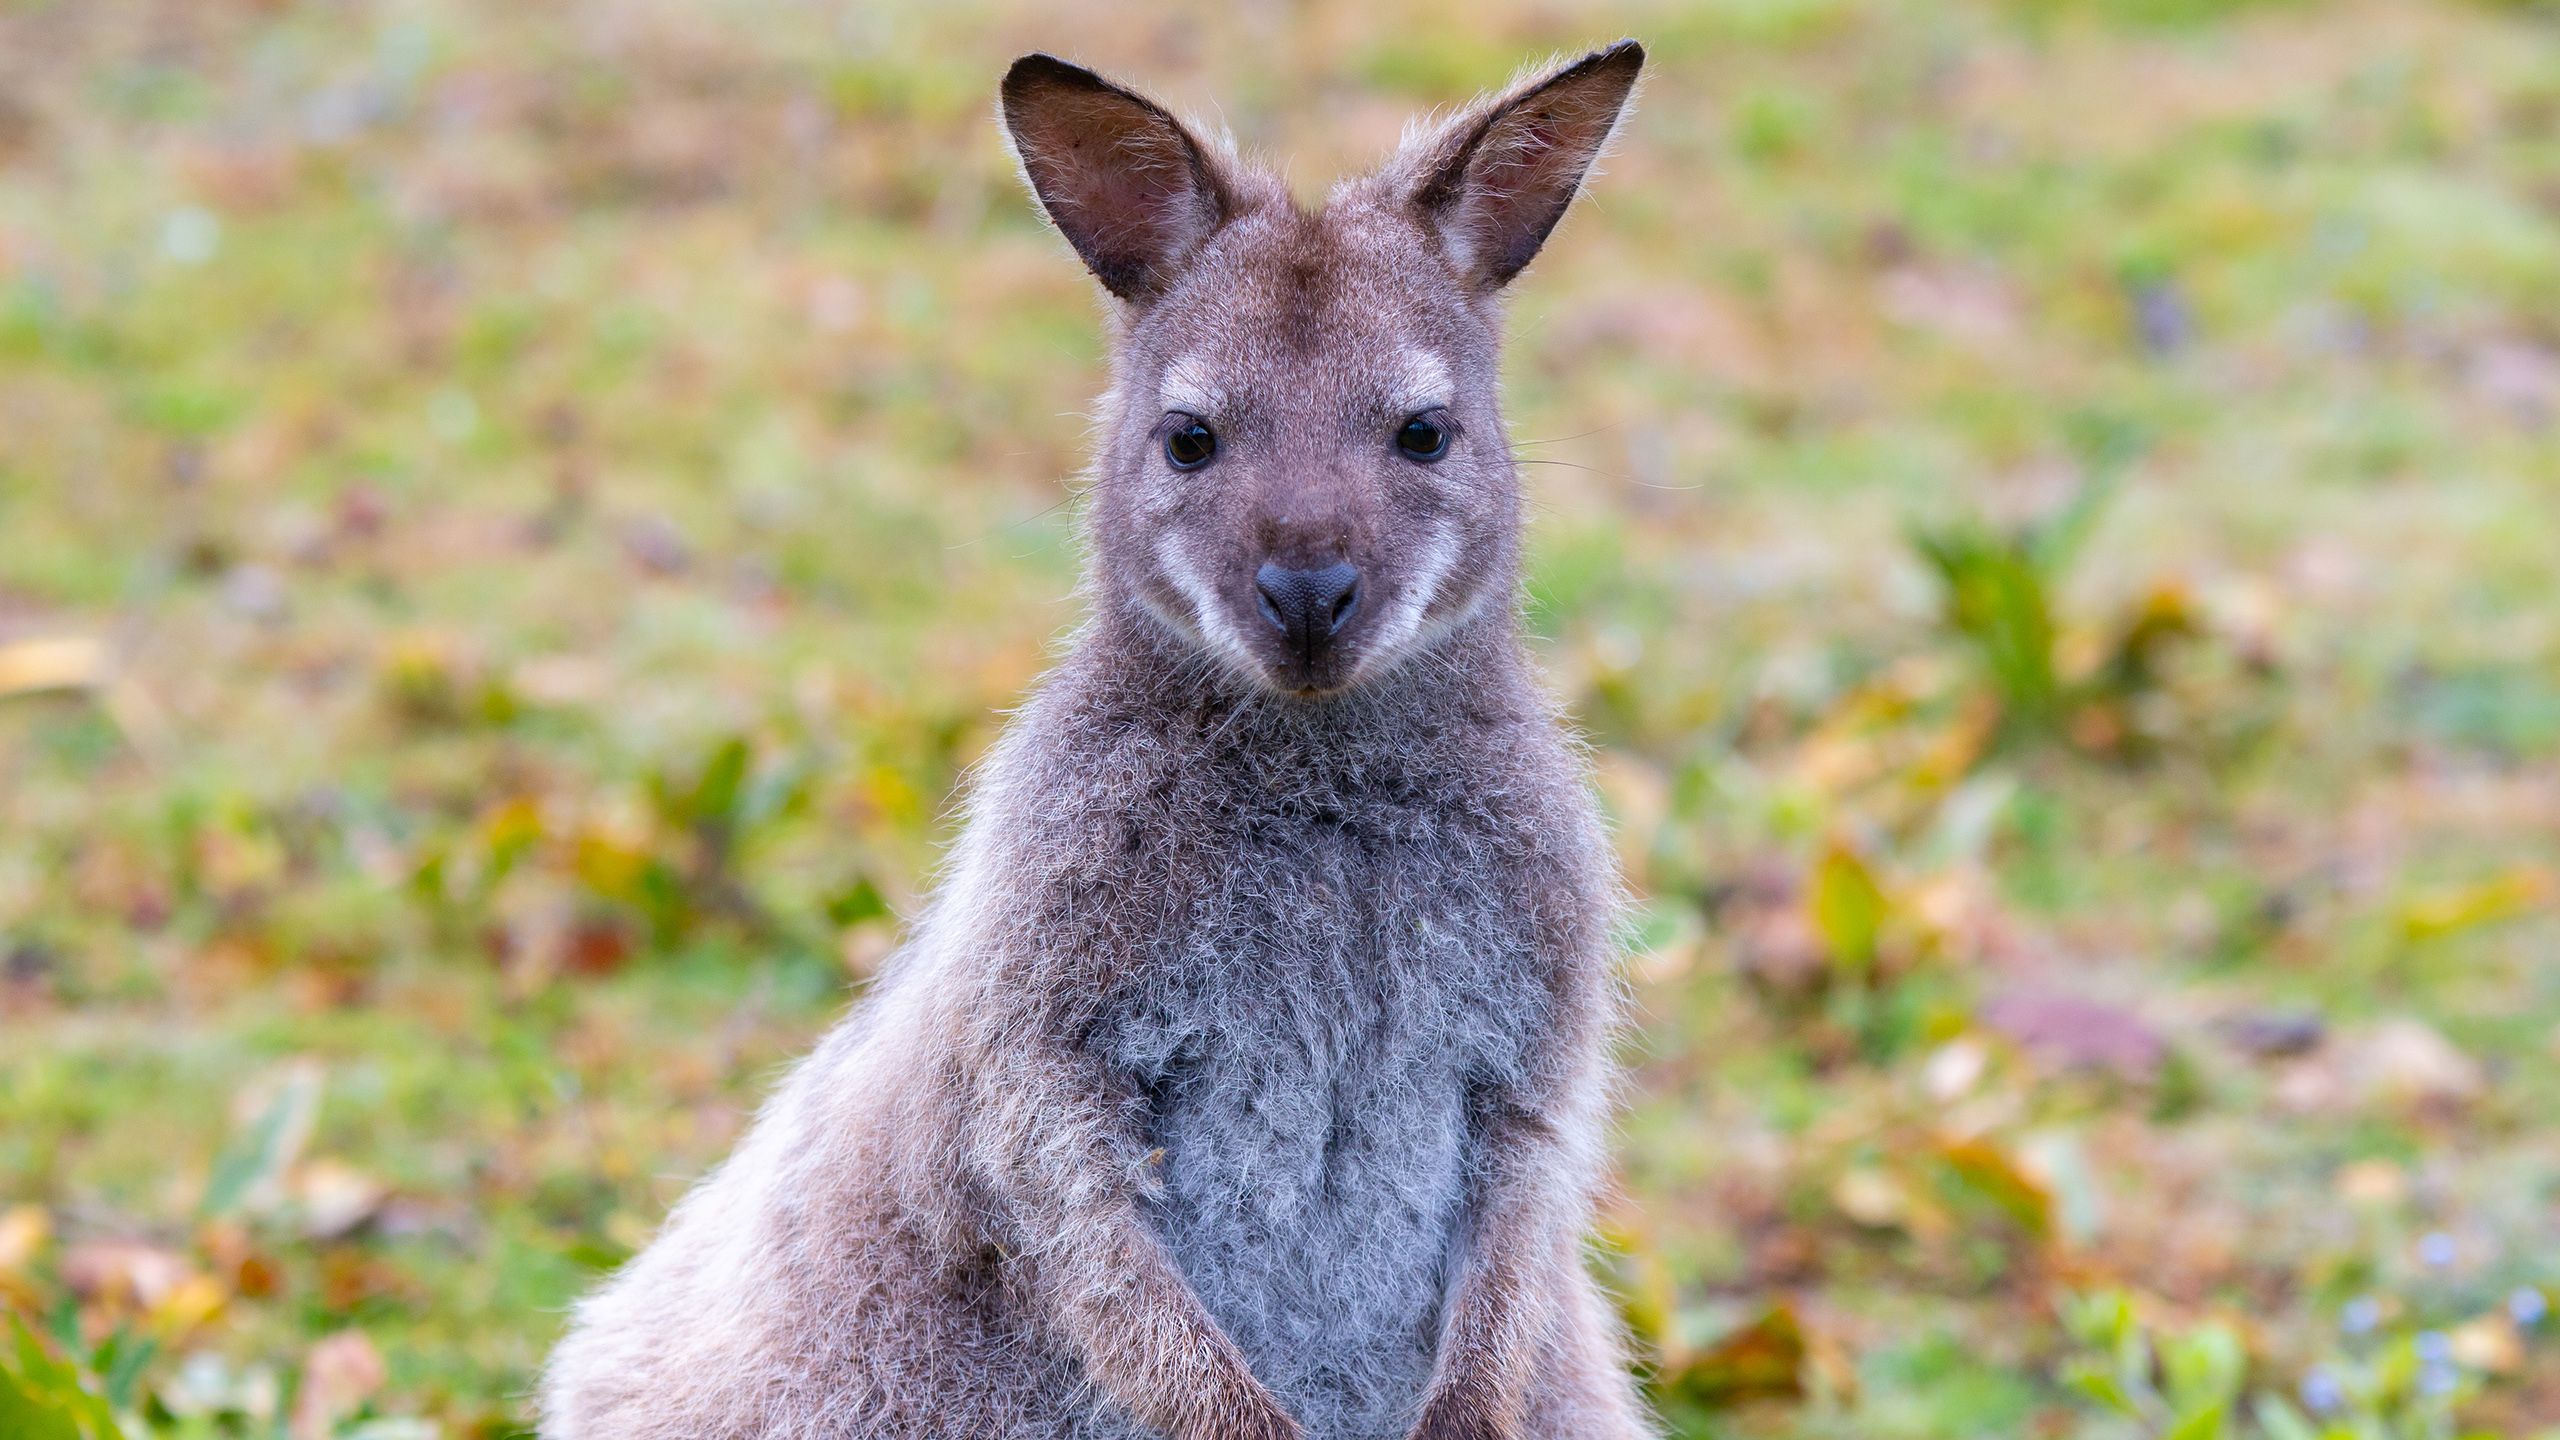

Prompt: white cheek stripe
xmin=1155 ymin=536 xmax=1261 ymax=673
xmin=1362 ymin=522 xmax=1463 ymax=672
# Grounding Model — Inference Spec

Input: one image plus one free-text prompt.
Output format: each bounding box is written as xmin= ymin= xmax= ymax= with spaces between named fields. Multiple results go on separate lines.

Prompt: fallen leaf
xmin=2218 ymin=1010 xmax=2326 ymax=1059
xmin=1937 ymin=1136 xmax=2055 ymax=1237
xmin=289 ymin=1330 xmax=386 ymax=1440
xmin=1833 ymin=1167 xmax=1909 ymax=1229
xmin=2397 ymin=867 xmax=2554 ymax=942
xmin=2015 ymin=1129 xmax=2106 ymax=1247
xmin=2449 ymin=1314 xmax=2524 ymax=1375
xmin=0 ymin=1206 xmax=47 ymax=1272
xmin=61 ymin=1238 xmax=197 ymax=1314
xmin=1981 ymin=990 xmax=2167 ymax=1079
xmin=1809 ymin=841 xmax=1889 ymax=974
xmin=2359 ymin=1019 xmax=2484 ymax=1107
xmin=0 ymin=636 xmax=105 ymax=697
xmin=151 ymin=1272 xmax=229 ymax=1336
xmin=1660 ymin=1303 xmax=1808 ymax=1408
xmin=0 ymin=1206 xmax=46 ymax=1313
xmin=1923 ymin=1038 xmax=1989 ymax=1101
xmin=2334 ymin=1159 xmax=2408 ymax=1208
xmin=296 ymin=1160 xmax=389 ymax=1241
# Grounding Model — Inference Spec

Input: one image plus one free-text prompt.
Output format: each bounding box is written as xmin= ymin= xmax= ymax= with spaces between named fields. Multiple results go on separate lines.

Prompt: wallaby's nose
xmin=1254 ymin=561 xmax=1361 ymax=657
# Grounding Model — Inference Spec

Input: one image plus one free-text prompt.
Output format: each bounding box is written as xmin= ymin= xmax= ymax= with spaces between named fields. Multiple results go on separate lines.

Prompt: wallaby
xmin=542 ymin=40 xmax=1651 ymax=1440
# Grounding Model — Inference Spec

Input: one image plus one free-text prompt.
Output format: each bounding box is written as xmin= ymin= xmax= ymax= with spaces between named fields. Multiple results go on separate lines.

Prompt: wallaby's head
xmin=1000 ymin=43 xmax=1642 ymax=698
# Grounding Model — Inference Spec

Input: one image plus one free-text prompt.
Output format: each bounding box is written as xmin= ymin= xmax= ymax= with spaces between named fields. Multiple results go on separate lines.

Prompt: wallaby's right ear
xmin=1000 ymin=54 xmax=1238 ymax=304
xmin=1389 ymin=40 xmax=1645 ymax=292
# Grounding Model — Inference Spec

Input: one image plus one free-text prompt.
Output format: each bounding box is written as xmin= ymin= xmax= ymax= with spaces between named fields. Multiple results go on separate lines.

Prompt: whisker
xmin=948 ymin=491 xmax=1084 ymax=551
xmin=1509 ymin=423 xmax=1623 ymax=448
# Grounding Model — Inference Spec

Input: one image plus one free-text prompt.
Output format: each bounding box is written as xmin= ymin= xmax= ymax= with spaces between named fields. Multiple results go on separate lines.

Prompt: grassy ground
xmin=4 ymin=0 xmax=2559 ymax=1435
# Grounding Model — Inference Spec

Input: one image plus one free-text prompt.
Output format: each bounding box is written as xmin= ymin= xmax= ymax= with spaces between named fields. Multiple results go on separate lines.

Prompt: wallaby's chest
xmin=1104 ymin=796 xmax=1553 ymax=1108
xmin=1094 ymin=800 xmax=1555 ymax=1434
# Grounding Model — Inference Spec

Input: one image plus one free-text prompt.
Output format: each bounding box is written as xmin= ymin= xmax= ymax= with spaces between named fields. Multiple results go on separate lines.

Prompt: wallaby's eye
xmin=1165 ymin=419 xmax=1217 ymax=471
xmin=1395 ymin=413 xmax=1450 ymax=462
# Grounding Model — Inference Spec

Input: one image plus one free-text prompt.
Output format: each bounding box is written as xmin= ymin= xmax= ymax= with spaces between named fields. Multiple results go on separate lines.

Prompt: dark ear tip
xmin=1594 ymin=38 xmax=1645 ymax=77
xmin=1002 ymin=52 xmax=1104 ymax=101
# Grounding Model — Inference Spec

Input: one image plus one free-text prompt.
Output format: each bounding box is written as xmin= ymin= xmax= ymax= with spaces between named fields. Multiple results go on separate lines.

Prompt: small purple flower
xmin=2418 ymin=1357 xmax=2459 ymax=1398
xmin=2415 ymin=1329 xmax=2453 ymax=1363
xmin=2342 ymin=1296 xmax=2382 ymax=1335
xmin=2299 ymin=1367 xmax=2345 ymax=1416
xmin=2514 ymin=1286 xmax=2550 ymax=1329
xmin=2417 ymin=1231 xmax=2457 ymax=1269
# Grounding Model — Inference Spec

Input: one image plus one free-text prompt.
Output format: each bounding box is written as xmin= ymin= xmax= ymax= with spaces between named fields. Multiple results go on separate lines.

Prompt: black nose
xmin=1254 ymin=561 xmax=1361 ymax=657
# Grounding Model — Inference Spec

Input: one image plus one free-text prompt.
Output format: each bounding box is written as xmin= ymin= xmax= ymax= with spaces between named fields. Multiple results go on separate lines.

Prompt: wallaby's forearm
xmin=968 ymin=1035 xmax=1300 ymax=1440
xmin=1411 ymin=1107 xmax=1580 ymax=1439
xmin=1047 ymin=1229 xmax=1300 ymax=1440
xmin=1413 ymin=984 xmax=1616 ymax=1440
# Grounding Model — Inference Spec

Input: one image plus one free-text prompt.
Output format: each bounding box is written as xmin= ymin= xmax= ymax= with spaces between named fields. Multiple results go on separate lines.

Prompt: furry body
xmin=546 ymin=42 xmax=1654 ymax=1440
xmin=544 ymin=618 xmax=1640 ymax=1438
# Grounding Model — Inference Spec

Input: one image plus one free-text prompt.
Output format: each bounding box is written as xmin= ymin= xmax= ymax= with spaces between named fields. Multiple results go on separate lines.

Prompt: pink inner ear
xmin=1010 ymin=85 xmax=1224 ymax=298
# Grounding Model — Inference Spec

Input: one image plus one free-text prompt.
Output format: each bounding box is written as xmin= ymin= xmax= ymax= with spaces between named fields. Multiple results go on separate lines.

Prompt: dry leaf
xmin=1981 ymin=991 xmax=2167 ymax=1080
xmin=2449 ymin=1314 xmax=2525 ymax=1375
xmin=2360 ymin=1019 xmax=2484 ymax=1107
xmin=2334 ymin=1159 xmax=2408 ymax=1208
xmin=290 ymin=1329 xmax=387 ymax=1440
xmin=0 ymin=1205 xmax=48 ymax=1272
xmin=1833 ymin=1167 xmax=1909 ymax=1229
xmin=1660 ymin=1303 xmax=1809 ymax=1408
xmin=296 ymin=1160 xmax=389 ymax=1240
xmin=0 ymin=636 xmax=105 ymax=696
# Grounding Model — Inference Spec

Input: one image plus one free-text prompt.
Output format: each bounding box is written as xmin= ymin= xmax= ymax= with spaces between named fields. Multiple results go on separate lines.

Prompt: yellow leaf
xmin=2397 ymin=867 xmax=2554 ymax=942
xmin=149 ymin=1272 xmax=228 ymax=1337
xmin=1809 ymin=841 xmax=1889 ymax=973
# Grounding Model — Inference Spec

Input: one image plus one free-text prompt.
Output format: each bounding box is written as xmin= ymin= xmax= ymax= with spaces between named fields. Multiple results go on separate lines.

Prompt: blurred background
xmin=3 ymin=0 xmax=2558 ymax=1436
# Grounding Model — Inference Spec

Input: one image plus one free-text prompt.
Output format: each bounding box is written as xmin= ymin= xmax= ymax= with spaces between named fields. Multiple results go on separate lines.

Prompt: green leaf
xmin=2252 ymin=1394 xmax=2322 ymax=1440
xmin=0 ymin=1318 xmax=124 ymax=1440
xmin=2161 ymin=1400 xmax=2231 ymax=1440
xmin=2160 ymin=1322 xmax=2245 ymax=1411
xmin=2062 ymin=1358 xmax=2146 ymax=1418
xmin=1910 ymin=518 xmax=2066 ymax=735
xmin=2063 ymin=1290 xmax=2136 ymax=1348
xmin=201 ymin=1062 xmax=323 ymax=1219
xmin=93 ymin=1333 xmax=154 ymax=1413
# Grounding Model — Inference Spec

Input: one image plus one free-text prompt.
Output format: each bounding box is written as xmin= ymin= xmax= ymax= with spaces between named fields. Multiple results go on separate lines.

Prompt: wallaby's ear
xmin=1392 ymin=40 xmax=1644 ymax=291
xmin=1000 ymin=54 xmax=1239 ymax=303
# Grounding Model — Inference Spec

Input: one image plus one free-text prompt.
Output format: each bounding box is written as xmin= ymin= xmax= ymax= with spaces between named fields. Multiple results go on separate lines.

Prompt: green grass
xmin=3 ymin=0 xmax=2559 ymax=1435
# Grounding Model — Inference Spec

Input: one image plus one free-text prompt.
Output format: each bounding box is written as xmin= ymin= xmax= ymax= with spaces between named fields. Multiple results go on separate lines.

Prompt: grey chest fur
xmin=1097 ymin=804 xmax=1553 ymax=1438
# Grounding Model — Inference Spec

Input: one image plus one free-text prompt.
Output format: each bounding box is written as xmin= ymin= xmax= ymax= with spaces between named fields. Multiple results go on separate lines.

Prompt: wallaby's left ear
xmin=1000 ymin=53 xmax=1241 ymax=304
xmin=1392 ymin=40 xmax=1644 ymax=291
